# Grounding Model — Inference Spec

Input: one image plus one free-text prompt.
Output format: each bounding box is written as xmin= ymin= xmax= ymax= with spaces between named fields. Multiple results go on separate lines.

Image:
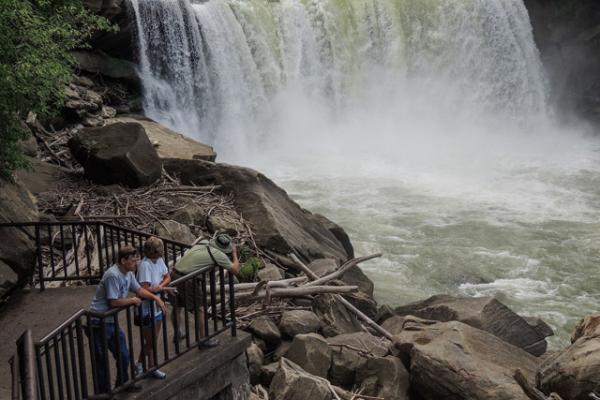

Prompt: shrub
xmin=0 ymin=0 xmax=112 ymax=178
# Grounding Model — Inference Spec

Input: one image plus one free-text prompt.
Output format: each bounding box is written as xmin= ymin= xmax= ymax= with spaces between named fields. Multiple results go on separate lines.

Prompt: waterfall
xmin=130 ymin=0 xmax=548 ymax=159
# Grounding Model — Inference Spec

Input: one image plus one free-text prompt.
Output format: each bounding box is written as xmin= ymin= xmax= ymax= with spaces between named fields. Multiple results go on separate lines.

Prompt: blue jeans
xmin=90 ymin=321 xmax=131 ymax=394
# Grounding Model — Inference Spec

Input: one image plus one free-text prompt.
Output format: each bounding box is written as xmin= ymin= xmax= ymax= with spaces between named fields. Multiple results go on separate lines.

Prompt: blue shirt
xmin=137 ymin=257 xmax=168 ymax=317
xmin=90 ymin=264 xmax=141 ymax=319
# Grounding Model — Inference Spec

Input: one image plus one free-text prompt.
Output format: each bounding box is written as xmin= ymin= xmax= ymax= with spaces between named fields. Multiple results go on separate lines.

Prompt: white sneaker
xmin=151 ymin=369 xmax=167 ymax=379
xmin=135 ymin=362 xmax=143 ymax=376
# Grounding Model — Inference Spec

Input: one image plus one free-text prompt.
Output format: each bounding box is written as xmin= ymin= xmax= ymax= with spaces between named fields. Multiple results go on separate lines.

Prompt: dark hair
xmin=118 ymin=246 xmax=138 ymax=263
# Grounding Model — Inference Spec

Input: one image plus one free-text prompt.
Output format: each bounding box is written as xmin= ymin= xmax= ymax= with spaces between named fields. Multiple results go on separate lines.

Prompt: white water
xmin=130 ymin=0 xmax=600 ymax=347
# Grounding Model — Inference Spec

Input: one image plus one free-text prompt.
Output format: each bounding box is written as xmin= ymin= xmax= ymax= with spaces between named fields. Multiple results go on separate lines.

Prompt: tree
xmin=0 ymin=0 xmax=112 ymax=178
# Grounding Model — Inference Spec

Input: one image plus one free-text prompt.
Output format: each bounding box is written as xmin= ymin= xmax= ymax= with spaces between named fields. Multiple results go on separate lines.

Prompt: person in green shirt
xmin=170 ymin=234 xmax=240 ymax=346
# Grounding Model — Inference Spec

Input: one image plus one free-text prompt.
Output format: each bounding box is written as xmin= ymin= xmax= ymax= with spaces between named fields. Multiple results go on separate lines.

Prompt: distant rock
xmin=69 ymin=122 xmax=161 ymax=188
xmin=393 ymin=319 xmax=539 ymax=400
xmin=163 ymin=159 xmax=351 ymax=262
xmin=107 ymin=115 xmax=216 ymax=161
xmin=537 ymin=313 xmax=600 ymax=400
xmin=392 ymin=294 xmax=552 ymax=356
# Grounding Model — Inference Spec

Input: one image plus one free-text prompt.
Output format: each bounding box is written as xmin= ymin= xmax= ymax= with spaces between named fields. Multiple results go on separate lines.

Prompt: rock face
xmin=356 ymin=356 xmax=410 ymax=400
xmin=107 ymin=115 xmax=216 ymax=161
xmin=285 ymin=333 xmax=331 ymax=378
xmin=537 ymin=313 xmax=600 ymax=400
xmin=0 ymin=179 xmax=39 ymax=297
xmin=392 ymin=294 xmax=552 ymax=356
xmin=270 ymin=359 xmax=331 ymax=400
xmin=71 ymin=51 xmax=139 ymax=85
xmin=393 ymin=319 xmax=539 ymax=400
xmin=162 ymin=159 xmax=352 ymax=262
xmin=279 ymin=310 xmax=322 ymax=338
xmin=313 ymin=294 xmax=363 ymax=337
xmin=69 ymin=122 xmax=162 ymax=188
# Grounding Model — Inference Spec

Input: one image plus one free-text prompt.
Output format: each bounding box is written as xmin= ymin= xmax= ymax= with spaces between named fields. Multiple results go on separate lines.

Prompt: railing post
xmin=228 ymin=271 xmax=237 ymax=337
xmin=35 ymin=225 xmax=44 ymax=291
xmin=16 ymin=329 xmax=38 ymax=400
xmin=95 ymin=223 xmax=104 ymax=276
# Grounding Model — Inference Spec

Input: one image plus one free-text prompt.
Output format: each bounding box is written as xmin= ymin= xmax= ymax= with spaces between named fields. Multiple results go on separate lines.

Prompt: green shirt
xmin=174 ymin=240 xmax=232 ymax=274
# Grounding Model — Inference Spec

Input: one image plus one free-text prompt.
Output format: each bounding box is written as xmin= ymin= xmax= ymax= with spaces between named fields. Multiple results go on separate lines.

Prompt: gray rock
xmin=269 ymin=358 xmax=331 ymax=400
xmin=340 ymin=265 xmax=374 ymax=298
xmin=259 ymin=362 xmax=279 ymax=387
xmin=68 ymin=122 xmax=161 ymax=188
xmin=356 ymin=356 xmax=410 ymax=400
xmin=342 ymin=290 xmax=377 ymax=320
xmin=71 ymin=51 xmax=139 ymax=85
xmin=0 ymin=260 xmax=19 ymax=298
xmin=381 ymin=315 xmax=407 ymax=336
xmin=393 ymin=294 xmax=551 ymax=356
xmin=16 ymin=158 xmax=71 ymax=196
xmin=20 ymin=135 xmax=38 ymax=157
xmin=272 ymin=340 xmax=292 ymax=362
xmin=376 ymin=304 xmax=395 ymax=324
xmin=285 ymin=333 xmax=331 ymax=378
xmin=0 ymin=178 xmax=38 ymax=293
xmin=257 ymin=262 xmax=284 ymax=282
xmin=308 ymin=259 xmax=338 ymax=277
xmin=393 ymin=319 xmax=538 ymax=400
xmin=162 ymin=159 xmax=351 ymax=263
xmin=72 ymin=75 xmax=94 ymax=88
xmin=524 ymin=316 xmax=554 ymax=339
xmin=537 ymin=313 xmax=600 ymax=400
xmin=313 ymin=214 xmax=354 ymax=259
xmin=154 ymin=220 xmax=195 ymax=244
xmin=313 ymin=294 xmax=362 ymax=337
xmin=207 ymin=214 xmax=238 ymax=235
xmin=246 ymin=342 xmax=264 ymax=385
xmin=170 ymin=204 xmax=206 ymax=226
xmin=279 ymin=310 xmax=322 ymax=338
xmin=249 ymin=316 xmax=281 ymax=348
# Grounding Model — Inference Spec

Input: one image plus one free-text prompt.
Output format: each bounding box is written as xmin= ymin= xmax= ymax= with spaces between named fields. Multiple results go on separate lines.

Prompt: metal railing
xmin=0 ymin=221 xmax=190 ymax=290
xmin=4 ymin=220 xmax=237 ymax=399
xmin=19 ymin=265 xmax=236 ymax=399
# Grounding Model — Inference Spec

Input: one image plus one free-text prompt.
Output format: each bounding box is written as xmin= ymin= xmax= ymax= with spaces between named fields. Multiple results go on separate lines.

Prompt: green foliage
xmin=239 ymin=257 xmax=261 ymax=282
xmin=0 ymin=0 xmax=113 ymax=178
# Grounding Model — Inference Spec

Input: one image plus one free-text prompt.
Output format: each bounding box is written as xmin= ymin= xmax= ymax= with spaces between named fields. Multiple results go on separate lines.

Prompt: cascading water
xmin=131 ymin=0 xmax=600 ymax=347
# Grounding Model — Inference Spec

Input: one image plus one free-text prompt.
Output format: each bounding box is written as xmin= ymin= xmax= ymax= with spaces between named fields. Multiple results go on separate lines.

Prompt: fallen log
xmin=306 ymin=253 xmax=382 ymax=287
xmin=236 ymin=285 xmax=359 ymax=301
xmin=514 ymin=369 xmax=564 ymax=400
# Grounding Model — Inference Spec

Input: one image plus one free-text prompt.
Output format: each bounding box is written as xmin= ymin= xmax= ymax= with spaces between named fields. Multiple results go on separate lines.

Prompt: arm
xmin=152 ymin=271 xmax=171 ymax=292
xmin=109 ymin=297 xmax=142 ymax=308
xmin=136 ymin=286 xmax=167 ymax=314
xmin=230 ymin=244 xmax=241 ymax=277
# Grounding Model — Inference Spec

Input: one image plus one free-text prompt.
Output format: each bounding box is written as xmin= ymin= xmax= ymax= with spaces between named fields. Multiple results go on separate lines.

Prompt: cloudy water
xmin=131 ymin=0 xmax=600 ymax=347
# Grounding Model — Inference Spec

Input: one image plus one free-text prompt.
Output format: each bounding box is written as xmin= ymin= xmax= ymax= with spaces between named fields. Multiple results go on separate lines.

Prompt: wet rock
xmin=285 ymin=333 xmax=331 ymax=378
xmin=279 ymin=310 xmax=322 ymax=338
xmin=313 ymin=294 xmax=362 ymax=337
xmin=356 ymin=356 xmax=410 ymax=400
xmin=71 ymin=51 xmax=139 ymax=85
xmin=246 ymin=342 xmax=264 ymax=385
xmin=340 ymin=265 xmax=374 ymax=298
xmin=393 ymin=319 xmax=538 ymax=400
xmin=269 ymin=358 xmax=331 ymax=400
xmin=257 ymin=262 xmax=284 ymax=281
xmin=538 ymin=313 xmax=600 ymax=400
xmin=314 ymin=214 xmax=354 ymax=259
xmin=248 ymin=316 xmax=281 ymax=348
xmin=393 ymin=294 xmax=552 ymax=356
xmin=153 ymin=220 xmax=195 ymax=244
xmin=162 ymin=159 xmax=351 ymax=263
xmin=68 ymin=122 xmax=161 ymax=188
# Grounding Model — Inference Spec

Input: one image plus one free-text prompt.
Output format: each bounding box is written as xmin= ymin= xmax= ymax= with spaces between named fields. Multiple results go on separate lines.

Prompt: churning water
xmin=130 ymin=0 xmax=600 ymax=347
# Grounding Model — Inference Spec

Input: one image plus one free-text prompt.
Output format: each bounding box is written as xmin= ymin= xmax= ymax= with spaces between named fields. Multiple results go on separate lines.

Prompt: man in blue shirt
xmin=89 ymin=245 xmax=166 ymax=394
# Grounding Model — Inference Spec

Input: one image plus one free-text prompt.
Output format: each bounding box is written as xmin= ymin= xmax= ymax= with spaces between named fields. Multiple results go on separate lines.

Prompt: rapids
xmin=130 ymin=0 xmax=600 ymax=347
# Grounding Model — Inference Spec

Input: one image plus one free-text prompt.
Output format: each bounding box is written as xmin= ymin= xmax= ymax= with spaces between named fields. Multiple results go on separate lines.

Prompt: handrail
xmin=100 ymin=221 xmax=191 ymax=248
xmin=38 ymin=309 xmax=87 ymax=344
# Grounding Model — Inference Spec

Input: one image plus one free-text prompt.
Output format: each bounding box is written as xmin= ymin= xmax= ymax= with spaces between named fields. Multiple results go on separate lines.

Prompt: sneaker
xmin=135 ymin=362 xmax=144 ymax=377
xmin=151 ymin=369 xmax=167 ymax=379
xmin=200 ymin=338 xmax=220 ymax=348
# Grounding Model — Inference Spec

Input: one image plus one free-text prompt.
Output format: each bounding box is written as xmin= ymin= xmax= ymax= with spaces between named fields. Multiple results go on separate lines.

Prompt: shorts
xmin=169 ymin=270 xmax=205 ymax=312
xmin=141 ymin=313 xmax=163 ymax=328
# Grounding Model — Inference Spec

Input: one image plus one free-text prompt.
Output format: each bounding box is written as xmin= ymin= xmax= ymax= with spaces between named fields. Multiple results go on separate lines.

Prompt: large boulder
xmin=71 ymin=51 xmax=139 ymax=85
xmin=269 ymin=358 xmax=331 ymax=400
xmin=16 ymin=158 xmax=71 ymax=195
xmin=537 ymin=313 xmax=600 ymax=400
xmin=313 ymin=294 xmax=363 ymax=337
xmin=284 ymin=333 xmax=331 ymax=378
xmin=162 ymin=159 xmax=351 ymax=263
xmin=248 ymin=316 xmax=282 ymax=348
xmin=107 ymin=115 xmax=216 ymax=161
xmin=153 ymin=220 xmax=195 ymax=244
xmin=279 ymin=310 xmax=322 ymax=338
xmin=393 ymin=319 xmax=539 ymax=400
xmin=392 ymin=294 xmax=552 ymax=356
xmin=69 ymin=122 xmax=162 ymax=188
xmin=326 ymin=332 xmax=389 ymax=388
xmin=246 ymin=342 xmax=264 ymax=385
xmin=257 ymin=262 xmax=284 ymax=282
xmin=0 ymin=179 xmax=38 ymax=297
xmin=356 ymin=356 xmax=410 ymax=400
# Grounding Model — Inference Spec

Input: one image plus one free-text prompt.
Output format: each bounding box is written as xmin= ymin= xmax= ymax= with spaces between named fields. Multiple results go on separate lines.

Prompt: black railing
xmin=20 ymin=264 xmax=236 ymax=400
xmin=0 ymin=221 xmax=189 ymax=290
xmin=4 ymin=220 xmax=237 ymax=399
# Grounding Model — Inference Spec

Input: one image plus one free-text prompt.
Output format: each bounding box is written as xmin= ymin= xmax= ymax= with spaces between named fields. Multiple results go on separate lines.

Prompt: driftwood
xmin=514 ymin=369 xmax=564 ymax=400
xmin=288 ymin=253 xmax=392 ymax=340
xmin=306 ymin=253 xmax=382 ymax=287
xmin=236 ymin=285 xmax=359 ymax=301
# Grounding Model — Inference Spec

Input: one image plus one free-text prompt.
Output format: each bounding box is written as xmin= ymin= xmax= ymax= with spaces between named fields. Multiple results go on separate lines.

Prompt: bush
xmin=0 ymin=0 xmax=112 ymax=178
